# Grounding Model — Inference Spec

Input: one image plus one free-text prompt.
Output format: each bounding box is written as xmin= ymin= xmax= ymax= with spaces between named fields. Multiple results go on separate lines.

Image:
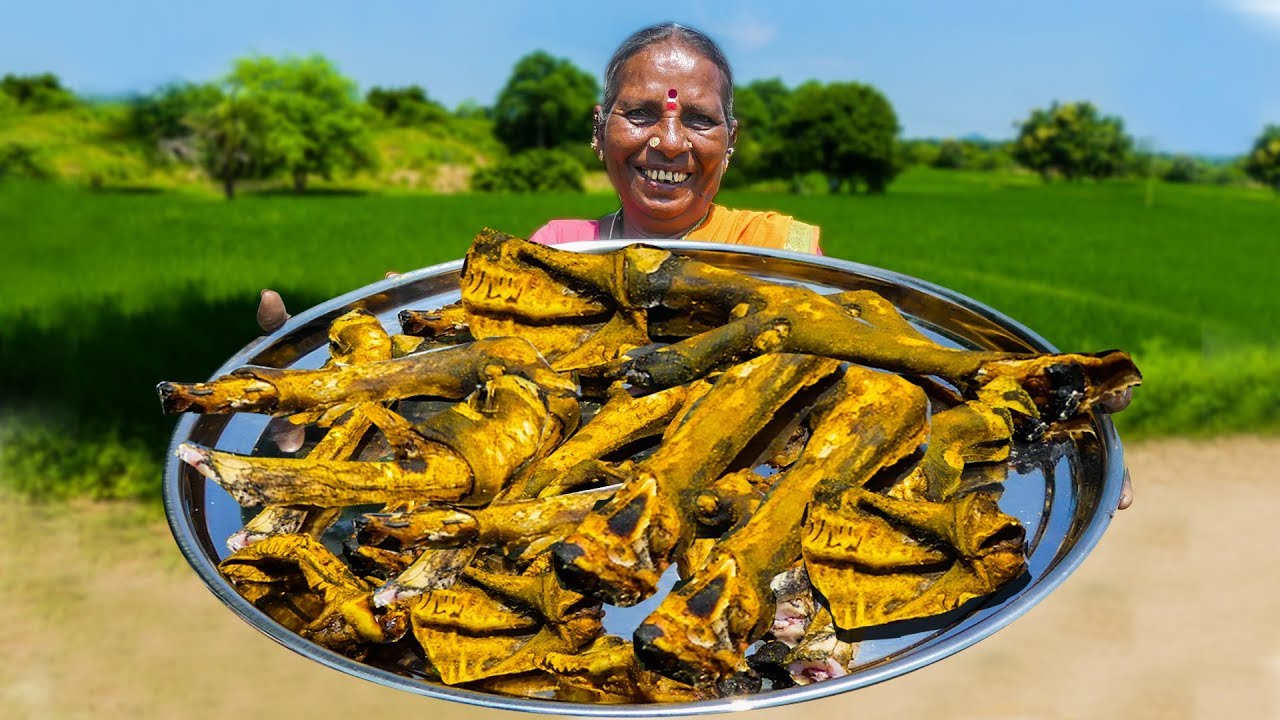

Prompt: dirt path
xmin=2 ymin=438 xmax=1276 ymax=720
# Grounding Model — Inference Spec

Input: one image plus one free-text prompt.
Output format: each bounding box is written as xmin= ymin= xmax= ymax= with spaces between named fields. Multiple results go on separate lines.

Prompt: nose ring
xmin=648 ymin=136 xmax=660 ymax=148
xmin=685 ymin=139 xmax=693 ymax=149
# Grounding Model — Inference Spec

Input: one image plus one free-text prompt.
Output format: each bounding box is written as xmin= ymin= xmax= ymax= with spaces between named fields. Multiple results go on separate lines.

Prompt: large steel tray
xmin=162 ymin=240 xmax=1126 ymax=716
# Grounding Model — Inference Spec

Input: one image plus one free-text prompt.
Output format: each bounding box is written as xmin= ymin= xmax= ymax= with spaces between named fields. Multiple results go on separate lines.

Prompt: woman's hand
xmin=1096 ymin=387 xmax=1135 ymax=510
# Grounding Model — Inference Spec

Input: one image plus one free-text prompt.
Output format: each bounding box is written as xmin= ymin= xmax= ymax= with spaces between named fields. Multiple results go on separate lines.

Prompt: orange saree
xmin=684 ymin=204 xmax=822 ymax=254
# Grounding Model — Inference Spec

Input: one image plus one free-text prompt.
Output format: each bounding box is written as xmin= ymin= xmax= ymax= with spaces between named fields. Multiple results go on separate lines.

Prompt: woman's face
xmin=598 ymin=41 xmax=737 ymax=237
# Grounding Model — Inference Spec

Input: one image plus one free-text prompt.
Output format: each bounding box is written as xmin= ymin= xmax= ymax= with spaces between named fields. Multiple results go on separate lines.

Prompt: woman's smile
xmin=636 ymin=165 xmax=691 ymax=186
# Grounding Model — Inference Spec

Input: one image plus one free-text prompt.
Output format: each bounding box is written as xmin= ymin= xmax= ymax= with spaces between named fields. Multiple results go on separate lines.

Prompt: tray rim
xmin=163 ymin=239 xmax=1124 ymax=716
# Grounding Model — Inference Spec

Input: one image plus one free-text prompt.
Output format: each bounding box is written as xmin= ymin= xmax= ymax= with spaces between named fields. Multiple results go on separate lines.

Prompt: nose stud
xmin=649 ymin=136 xmax=660 ymax=148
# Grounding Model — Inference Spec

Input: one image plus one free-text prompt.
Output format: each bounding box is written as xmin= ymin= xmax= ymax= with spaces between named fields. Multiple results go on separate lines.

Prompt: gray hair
xmin=601 ymin=23 xmax=735 ymax=123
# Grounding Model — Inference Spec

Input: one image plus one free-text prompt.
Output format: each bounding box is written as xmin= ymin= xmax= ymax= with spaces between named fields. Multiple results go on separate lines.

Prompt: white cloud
xmin=1225 ymin=0 xmax=1280 ymax=31
xmin=714 ymin=13 xmax=777 ymax=52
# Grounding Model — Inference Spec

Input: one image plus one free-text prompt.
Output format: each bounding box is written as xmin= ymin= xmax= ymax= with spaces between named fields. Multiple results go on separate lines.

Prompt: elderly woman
xmin=529 ymin=23 xmax=821 ymax=254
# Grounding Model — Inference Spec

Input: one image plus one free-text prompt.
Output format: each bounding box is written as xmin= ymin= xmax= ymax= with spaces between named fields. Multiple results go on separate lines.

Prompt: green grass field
xmin=2 ymin=169 xmax=1277 ymax=499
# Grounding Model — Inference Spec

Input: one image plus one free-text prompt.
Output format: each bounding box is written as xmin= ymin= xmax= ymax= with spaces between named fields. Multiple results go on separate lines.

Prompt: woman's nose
xmin=654 ymin=117 xmax=687 ymax=155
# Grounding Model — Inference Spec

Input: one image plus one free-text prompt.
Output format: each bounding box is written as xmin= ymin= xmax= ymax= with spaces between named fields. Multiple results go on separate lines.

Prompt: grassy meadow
xmin=1 ymin=169 xmax=1277 ymax=500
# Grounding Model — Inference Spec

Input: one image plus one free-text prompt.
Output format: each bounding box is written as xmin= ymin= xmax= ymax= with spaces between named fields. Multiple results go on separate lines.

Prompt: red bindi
xmin=666 ymin=88 xmax=677 ymax=110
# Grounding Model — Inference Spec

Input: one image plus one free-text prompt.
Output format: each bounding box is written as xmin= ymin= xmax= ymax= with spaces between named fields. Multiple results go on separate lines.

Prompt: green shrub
xmin=0 ymin=141 xmax=56 ymax=180
xmin=1112 ymin=342 xmax=1280 ymax=439
xmin=0 ymin=420 xmax=159 ymax=502
xmin=931 ymin=139 xmax=968 ymax=169
xmin=471 ymin=148 xmax=584 ymax=192
xmin=557 ymin=141 xmax=604 ymax=172
xmin=1162 ymin=155 xmax=1207 ymax=184
xmin=1 ymin=73 xmax=78 ymax=112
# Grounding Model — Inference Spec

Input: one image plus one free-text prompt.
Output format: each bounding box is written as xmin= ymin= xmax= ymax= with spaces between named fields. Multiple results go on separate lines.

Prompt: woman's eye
xmin=625 ymin=110 xmax=656 ymax=125
xmin=685 ymin=115 xmax=717 ymax=131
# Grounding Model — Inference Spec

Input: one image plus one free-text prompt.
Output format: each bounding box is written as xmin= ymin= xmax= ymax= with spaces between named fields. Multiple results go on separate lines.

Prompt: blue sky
xmin=2 ymin=0 xmax=1277 ymax=156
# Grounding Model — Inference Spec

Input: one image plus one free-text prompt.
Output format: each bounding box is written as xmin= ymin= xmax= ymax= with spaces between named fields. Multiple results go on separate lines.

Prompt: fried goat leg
xmin=522 ymin=382 xmax=698 ymax=498
xmin=552 ymin=353 xmax=841 ymax=607
xmin=632 ymin=366 xmax=928 ymax=686
xmin=177 ymin=374 xmax=562 ymax=508
xmin=626 ymin=285 xmax=1138 ymax=422
xmin=157 ymin=335 xmax=575 ymax=416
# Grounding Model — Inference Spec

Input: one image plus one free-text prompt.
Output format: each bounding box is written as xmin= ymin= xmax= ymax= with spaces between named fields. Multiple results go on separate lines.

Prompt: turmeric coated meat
xmin=160 ymin=230 xmax=1142 ymax=701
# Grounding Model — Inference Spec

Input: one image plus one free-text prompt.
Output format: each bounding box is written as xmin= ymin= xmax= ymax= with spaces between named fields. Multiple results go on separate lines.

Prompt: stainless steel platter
xmin=163 ymin=240 xmax=1126 ymax=716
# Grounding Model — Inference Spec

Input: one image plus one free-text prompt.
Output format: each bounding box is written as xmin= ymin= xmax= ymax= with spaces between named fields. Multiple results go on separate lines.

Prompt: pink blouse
xmin=528 ymin=219 xmax=601 ymax=245
xmin=527 ymin=216 xmax=823 ymax=255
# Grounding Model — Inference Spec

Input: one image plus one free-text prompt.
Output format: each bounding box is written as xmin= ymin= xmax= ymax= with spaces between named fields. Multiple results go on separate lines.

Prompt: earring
xmin=591 ymin=112 xmax=605 ymax=161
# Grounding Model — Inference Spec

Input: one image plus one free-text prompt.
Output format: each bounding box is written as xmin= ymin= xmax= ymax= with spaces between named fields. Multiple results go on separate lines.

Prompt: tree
xmin=1162 ymin=155 xmax=1207 ymax=184
xmin=471 ymin=148 xmax=584 ymax=192
xmin=1012 ymin=101 xmax=1133 ymax=181
xmin=366 ymin=85 xmax=448 ymax=126
xmin=453 ymin=100 xmax=492 ymax=120
xmin=897 ymin=139 xmax=941 ymax=169
xmin=222 ymin=55 xmax=377 ymax=194
xmin=493 ymin=51 xmax=598 ymax=153
xmin=125 ymin=82 xmax=222 ymax=162
xmin=932 ymin=139 xmax=969 ymax=169
xmin=721 ymin=84 xmax=771 ymax=186
xmin=1 ymin=73 xmax=77 ymax=112
xmin=190 ymin=89 xmax=275 ymax=199
xmin=1243 ymin=124 xmax=1280 ymax=192
xmin=730 ymin=78 xmax=795 ymax=184
xmin=744 ymin=78 xmax=792 ymax=126
xmin=775 ymin=81 xmax=901 ymax=193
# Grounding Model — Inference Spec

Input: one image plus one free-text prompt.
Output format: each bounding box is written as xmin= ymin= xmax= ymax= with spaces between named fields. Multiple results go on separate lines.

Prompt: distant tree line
xmin=3 ymin=61 xmax=1279 ymax=195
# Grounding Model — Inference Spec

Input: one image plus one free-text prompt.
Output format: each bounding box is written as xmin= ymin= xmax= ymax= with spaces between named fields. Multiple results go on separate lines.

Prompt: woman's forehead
xmin=615 ymin=42 xmax=724 ymax=101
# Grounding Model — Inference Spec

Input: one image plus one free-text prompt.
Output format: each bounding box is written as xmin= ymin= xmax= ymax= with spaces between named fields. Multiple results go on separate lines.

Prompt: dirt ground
xmin=2 ymin=437 xmax=1276 ymax=720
